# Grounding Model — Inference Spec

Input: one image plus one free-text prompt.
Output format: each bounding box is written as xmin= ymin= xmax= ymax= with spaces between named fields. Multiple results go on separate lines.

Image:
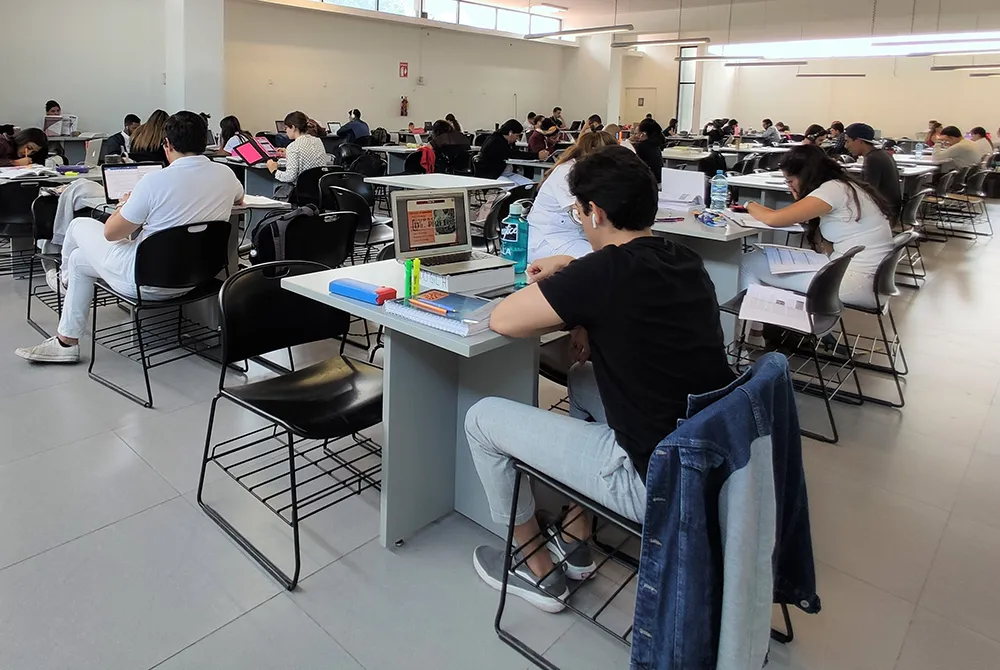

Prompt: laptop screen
xmin=275 ymin=120 xmax=286 ymax=133
xmin=102 ymin=163 xmax=163 ymax=203
xmin=328 ymin=122 xmax=342 ymax=135
xmin=232 ymin=140 xmax=268 ymax=166
xmin=253 ymin=135 xmax=279 ymax=158
xmin=392 ymin=190 xmax=470 ymax=258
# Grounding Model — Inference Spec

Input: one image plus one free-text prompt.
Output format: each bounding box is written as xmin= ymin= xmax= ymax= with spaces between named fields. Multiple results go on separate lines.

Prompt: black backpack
xmin=250 ymin=204 xmax=321 ymax=264
xmin=371 ymin=127 xmax=391 ymax=146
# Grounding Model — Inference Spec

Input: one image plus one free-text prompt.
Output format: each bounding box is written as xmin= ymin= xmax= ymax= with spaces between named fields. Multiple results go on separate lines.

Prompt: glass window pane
xmin=323 ymin=0 xmax=377 ymax=11
xmin=424 ymin=0 xmax=457 ymax=22
xmin=379 ymin=0 xmax=415 ymax=15
xmin=496 ymin=8 xmax=529 ymax=34
xmin=529 ymin=15 xmax=559 ymax=34
xmin=459 ymin=2 xmax=496 ymax=30
xmin=677 ymin=84 xmax=695 ymax=135
xmin=679 ymin=47 xmax=696 ymax=82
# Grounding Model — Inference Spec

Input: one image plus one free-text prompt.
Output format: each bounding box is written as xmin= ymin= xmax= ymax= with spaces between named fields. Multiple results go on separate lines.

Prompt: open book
xmin=738 ymin=284 xmax=811 ymax=332
xmin=0 ymin=166 xmax=59 ymax=180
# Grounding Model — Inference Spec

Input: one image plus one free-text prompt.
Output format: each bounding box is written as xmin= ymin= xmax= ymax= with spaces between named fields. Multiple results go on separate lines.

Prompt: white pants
xmin=57 ymin=218 xmax=188 ymax=340
xmin=739 ymin=249 xmax=878 ymax=310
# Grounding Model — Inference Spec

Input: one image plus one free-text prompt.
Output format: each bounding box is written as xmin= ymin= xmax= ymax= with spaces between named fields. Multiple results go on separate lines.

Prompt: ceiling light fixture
xmin=795 ymin=73 xmax=866 ymax=78
xmin=725 ymin=60 xmax=809 ymax=67
xmin=611 ymin=37 xmax=710 ymax=48
xmin=907 ymin=49 xmax=1000 ymax=58
xmin=525 ymin=23 xmax=633 ymax=39
xmin=930 ymin=63 xmax=1000 ymax=71
xmin=676 ymin=55 xmax=763 ymax=62
xmin=529 ymin=3 xmax=567 ymax=14
xmin=970 ymin=72 xmax=1000 ymax=77
xmin=872 ymin=35 xmax=1000 ymax=47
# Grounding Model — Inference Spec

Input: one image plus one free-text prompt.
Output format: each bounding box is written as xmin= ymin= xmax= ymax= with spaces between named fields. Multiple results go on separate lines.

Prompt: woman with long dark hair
xmin=632 ymin=118 xmax=666 ymax=182
xmin=445 ymin=113 xmax=462 ymax=133
xmin=801 ymin=124 xmax=829 ymax=146
xmin=219 ymin=115 xmax=252 ymax=154
xmin=266 ymin=111 xmax=328 ymax=182
xmin=738 ymin=144 xmax=894 ymax=309
xmin=0 ymin=127 xmax=48 ymax=167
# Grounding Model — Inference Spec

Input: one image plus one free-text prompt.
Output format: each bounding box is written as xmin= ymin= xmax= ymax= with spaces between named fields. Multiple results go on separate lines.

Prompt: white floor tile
xmin=895 ymin=607 xmax=1000 ymax=670
xmin=950 ymin=451 xmax=1000 ymax=531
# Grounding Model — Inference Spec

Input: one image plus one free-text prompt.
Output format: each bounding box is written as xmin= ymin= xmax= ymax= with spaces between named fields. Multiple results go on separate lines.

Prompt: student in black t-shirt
xmin=466 ymin=145 xmax=735 ymax=613
xmin=845 ymin=122 xmax=901 ymax=215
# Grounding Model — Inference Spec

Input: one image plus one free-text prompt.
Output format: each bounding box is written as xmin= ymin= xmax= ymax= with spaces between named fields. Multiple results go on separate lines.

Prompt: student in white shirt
xmin=739 ymin=144 xmax=894 ymax=310
xmin=527 ymin=131 xmax=618 ymax=263
xmin=266 ymin=111 xmax=328 ymax=183
xmin=220 ymin=115 xmax=252 ymax=154
xmin=970 ymin=126 xmax=994 ymax=159
xmin=16 ymin=111 xmax=245 ymax=364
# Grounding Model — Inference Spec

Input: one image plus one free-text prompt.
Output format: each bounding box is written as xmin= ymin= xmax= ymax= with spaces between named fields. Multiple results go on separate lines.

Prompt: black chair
xmin=403 ymin=151 xmax=426 ymax=175
xmin=437 ymin=145 xmax=474 ymax=175
xmin=354 ymin=135 xmax=373 ymax=148
xmin=349 ymin=152 xmax=387 ymax=179
xmin=896 ymin=188 xmax=931 ymax=288
xmin=721 ymin=246 xmax=866 ymax=443
xmin=323 ymin=185 xmax=393 ymax=264
xmin=26 ymin=194 xmax=61 ymax=336
xmin=320 ymin=135 xmax=342 ymax=155
xmin=0 ymin=180 xmax=44 ymax=277
xmin=196 ymin=260 xmax=383 ymax=590
xmin=506 ymin=183 xmax=539 ymax=206
xmin=336 ymin=143 xmax=365 ymax=167
xmin=89 ymin=221 xmax=232 ymax=408
xmin=473 ymin=191 xmax=511 ymax=255
xmin=837 ymin=232 xmax=917 ymax=408
xmin=941 ymin=168 xmax=993 ymax=236
xmin=920 ymin=170 xmax=957 ymax=241
xmin=291 ymin=165 xmax=343 ymax=208
xmin=319 ymin=171 xmax=377 ymax=210
xmin=251 ymin=210 xmax=359 ymax=269
xmin=538 ymin=333 xmax=573 ymax=412
xmin=367 ymin=244 xmax=397 ymax=363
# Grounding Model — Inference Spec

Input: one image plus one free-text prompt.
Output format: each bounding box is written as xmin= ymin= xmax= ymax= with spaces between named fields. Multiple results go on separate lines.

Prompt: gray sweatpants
xmin=465 ymin=361 xmax=647 ymax=527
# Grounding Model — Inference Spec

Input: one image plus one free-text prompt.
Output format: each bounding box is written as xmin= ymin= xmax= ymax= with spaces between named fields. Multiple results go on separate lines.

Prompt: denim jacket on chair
xmin=630 ymin=353 xmax=821 ymax=670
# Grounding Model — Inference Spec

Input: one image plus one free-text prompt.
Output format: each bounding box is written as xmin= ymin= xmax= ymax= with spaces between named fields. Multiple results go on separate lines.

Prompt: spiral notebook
xmin=383 ymin=290 xmax=499 ymax=337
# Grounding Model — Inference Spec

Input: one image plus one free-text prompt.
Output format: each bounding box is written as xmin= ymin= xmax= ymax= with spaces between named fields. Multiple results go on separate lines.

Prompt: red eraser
xmin=374 ymin=286 xmax=397 ymax=305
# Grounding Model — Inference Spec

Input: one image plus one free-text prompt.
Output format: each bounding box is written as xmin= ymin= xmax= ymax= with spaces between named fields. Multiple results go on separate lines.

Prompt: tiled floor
xmin=1 ymin=207 xmax=999 ymax=669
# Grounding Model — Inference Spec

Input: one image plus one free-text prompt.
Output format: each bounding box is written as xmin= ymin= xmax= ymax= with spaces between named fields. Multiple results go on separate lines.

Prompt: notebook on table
xmin=383 ymin=289 xmax=498 ymax=336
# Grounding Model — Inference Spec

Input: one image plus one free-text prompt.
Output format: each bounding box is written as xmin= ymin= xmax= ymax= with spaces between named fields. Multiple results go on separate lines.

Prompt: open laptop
xmin=275 ymin=120 xmax=287 ymax=134
xmin=568 ymin=120 xmax=582 ymax=132
xmin=392 ymin=189 xmax=514 ymax=273
xmin=424 ymin=122 xmax=433 ymax=131
xmin=101 ymin=163 xmax=163 ymax=205
xmin=328 ymin=122 xmax=342 ymax=135
xmin=83 ymin=138 xmax=103 ymax=167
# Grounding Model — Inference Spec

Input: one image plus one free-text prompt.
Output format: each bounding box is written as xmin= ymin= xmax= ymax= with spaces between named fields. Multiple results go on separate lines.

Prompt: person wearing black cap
xmin=845 ymin=122 xmax=901 ymax=215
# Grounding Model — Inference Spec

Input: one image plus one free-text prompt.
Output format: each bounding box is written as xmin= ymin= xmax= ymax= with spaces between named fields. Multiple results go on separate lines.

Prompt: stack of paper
xmin=758 ymin=244 xmax=828 ymax=274
xmin=242 ymin=194 xmax=288 ymax=208
xmin=723 ymin=211 xmax=805 ymax=233
xmin=659 ymin=167 xmax=705 ymax=211
xmin=0 ymin=166 xmax=59 ymax=180
xmin=738 ymin=284 xmax=811 ymax=332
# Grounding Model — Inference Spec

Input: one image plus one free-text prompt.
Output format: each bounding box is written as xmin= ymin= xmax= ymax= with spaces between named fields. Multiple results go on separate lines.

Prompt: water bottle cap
xmin=716 ymin=170 xmax=724 ymax=175
xmin=509 ymin=203 xmax=523 ymax=216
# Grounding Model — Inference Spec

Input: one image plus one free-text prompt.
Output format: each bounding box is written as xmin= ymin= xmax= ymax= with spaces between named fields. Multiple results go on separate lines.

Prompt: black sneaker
xmin=473 ymin=545 xmax=569 ymax=613
xmin=545 ymin=524 xmax=597 ymax=581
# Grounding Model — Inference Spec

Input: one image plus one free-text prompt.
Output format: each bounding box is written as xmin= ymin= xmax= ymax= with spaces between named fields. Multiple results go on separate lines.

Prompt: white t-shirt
xmin=526 ymin=161 xmax=592 ymax=262
xmin=974 ymin=137 xmax=994 ymax=157
xmin=116 ymin=155 xmax=244 ymax=286
xmin=809 ymin=179 xmax=893 ymax=276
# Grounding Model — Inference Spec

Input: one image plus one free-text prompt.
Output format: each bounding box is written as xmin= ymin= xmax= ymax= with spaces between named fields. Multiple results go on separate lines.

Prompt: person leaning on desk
xmin=0 ymin=127 xmax=48 ymax=167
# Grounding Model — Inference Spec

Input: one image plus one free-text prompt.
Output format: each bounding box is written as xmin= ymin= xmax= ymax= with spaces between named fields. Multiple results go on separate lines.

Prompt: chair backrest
xmin=965 ymin=168 xmax=988 ymax=196
xmin=836 ymin=154 xmax=855 ymax=164
xmin=951 ymin=165 xmax=972 ymax=191
xmin=874 ymin=232 xmax=918 ymax=300
xmin=134 ymin=220 xmax=231 ymax=289
xmin=404 ymin=150 xmax=426 ymax=175
xmin=252 ymin=209 xmax=359 ymax=268
xmin=218 ymin=261 xmax=350 ymax=368
xmin=322 ymin=185 xmax=374 ymax=233
xmin=437 ymin=145 xmax=473 ymax=174
xmin=0 ymin=181 xmax=43 ymax=229
xmin=506 ymin=183 xmax=539 ymax=206
xmin=336 ymin=143 xmax=365 ymax=166
xmin=805 ymin=245 xmax=865 ymax=320
xmin=899 ymin=187 xmax=931 ymax=229
xmin=481 ymin=191 xmax=513 ymax=254
xmin=319 ymin=171 xmax=375 ymax=210
xmin=696 ymin=151 xmax=728 ymax=178
xmin=738 ymin=153 xmax=760 ymax=175
xmin=31 ymin=193 xmax=59 ymax=242
xmin=292 ymin=165 xmax=342 ymax=208
xmin=320 ymin=135 xmax=342 ymax=155
xmin=349 ymin=152 xmax=387 ymax=178
xmin=933 ymin=170 xmax=956 ymax=198
xmin=375 ymin=243 xmax=396 ymax=262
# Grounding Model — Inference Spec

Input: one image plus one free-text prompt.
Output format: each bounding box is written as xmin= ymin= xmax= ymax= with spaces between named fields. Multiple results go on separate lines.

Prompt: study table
xmin=892 ymin=154 xmax=938 ymax=166
xmin=505 ymin=158 xmax=553 ymax=182
xmin=726 ymin=171 xmax=793 ymax=208
xmin=48 ymin=135 xmax=105 ymax=164
xmin=281 ymin=261 xmax=538 ymax=545
xmin=365 ymin=174 xmax=509 ymax=191
xmin=662 ymin=148 xmax=710 ymax=167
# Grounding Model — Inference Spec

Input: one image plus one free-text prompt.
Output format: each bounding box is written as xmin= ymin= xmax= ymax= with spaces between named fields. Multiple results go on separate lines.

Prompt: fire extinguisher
xmin=400 ymin=96 xmax=409 ymax=117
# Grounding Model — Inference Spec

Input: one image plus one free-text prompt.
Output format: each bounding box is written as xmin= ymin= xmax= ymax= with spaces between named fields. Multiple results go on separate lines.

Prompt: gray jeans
xmin=465 ymin=361 xmax=647 ymax=527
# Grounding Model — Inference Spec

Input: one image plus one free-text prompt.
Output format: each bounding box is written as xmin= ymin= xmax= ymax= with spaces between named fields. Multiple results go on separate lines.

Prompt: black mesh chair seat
xmin=94 ymin=276 xmax=225 ymax=306
xmin=224 ymin=356 xmax=382 ymax=440
xmin=539 ymin=335 xmax=574 ymax=386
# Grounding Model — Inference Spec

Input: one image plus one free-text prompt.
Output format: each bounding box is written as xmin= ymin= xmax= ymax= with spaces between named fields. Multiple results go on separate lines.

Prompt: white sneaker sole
xmin=14 ymin=348 xmax=79 ymax=363
xmin=547 ymin=539 xmax=597 ymax=581
xmin=473 ymin=552 xmax=568 ymax=614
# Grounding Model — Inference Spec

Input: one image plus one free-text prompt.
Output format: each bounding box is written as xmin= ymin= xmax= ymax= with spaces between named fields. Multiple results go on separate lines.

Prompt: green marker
xmin=404 ymin=259 xmax=413 ymax=299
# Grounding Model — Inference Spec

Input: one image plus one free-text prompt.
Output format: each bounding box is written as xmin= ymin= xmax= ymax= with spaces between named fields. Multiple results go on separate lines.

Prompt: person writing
xmin=665 ymin=118 xmax=678 ymax=137
xmin=528 ymin=118 xmax=560 ymax=156
xmin=844 ymin=122 xmax=901 ymax=214
xmin=445 ymin=114 xmax=462 ymax=133
xmin=0 ymin=127 xmax=48 ymax=167
xmin=266 ymin=111 xmax=329 ymax=183
xmin=466 ymin=145 xmax=735 ymax=611
xmin=527 ymin=131 xmax=618 ymax=263
xmin=970 ymin=126 xmax=994 ymax=158
xmin=551 ymin=107 xmax=566 ymax=129
xmin=739 ymin=144 xmax=894 ymax=310
xmin=336 ymin=109 xmax=371 ymax=143
xmin=15 ymin=111 xmax=244 ymax=364
xmin=128 ymin=110 xmax=169 ymax=164
xmin=103 ymin=114 xmax=141 ymax=159
xmin=632 ymin=118 xmax=665 ymax=183
xmin=926 ymin=120 xmax=943 ymax=147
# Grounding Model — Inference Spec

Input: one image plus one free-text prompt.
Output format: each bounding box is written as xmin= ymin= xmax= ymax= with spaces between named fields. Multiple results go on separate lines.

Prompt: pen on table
xmin=412 ymin=258 xmax=421 ymax=295
xmin=404 ymin=259 xmax=413 ymax=299
xmin=657 ymin=216 xmax=685 ymax=222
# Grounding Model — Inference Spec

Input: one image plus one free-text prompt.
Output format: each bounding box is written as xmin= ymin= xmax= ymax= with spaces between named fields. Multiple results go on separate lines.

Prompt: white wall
xmin=620 ymin=47 xmax=680 ymax=127
xmin=0 ymin=0 xmax=167 ymax=132
xmin=224 ymin=0 xmax=574 ymax=133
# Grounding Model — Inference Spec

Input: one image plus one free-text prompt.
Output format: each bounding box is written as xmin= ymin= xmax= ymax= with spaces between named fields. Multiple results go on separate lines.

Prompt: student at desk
xmin=46 ymin=100 xmax=62 ymax=117
xmin=336 ymin=109 xmax=371 ymax=144
xmin=128 ymin=110 xmax=169 ymax=164
xmin=632 ymin=118 xmax=665 ymax=183
xmin=845 ymin=122 xmax=901 ymax=214
xmin=266 ymin=111 xmax=328 ymax=183
xmin=103 ymin=114 xmax=141 ymax=159
xmin=739 ymin=145 xmax=894 ymax=310
xmin=16 ymin=111 xmax=244 ymax=364
xmin=0 ymin=127 xmax=48 ymax=167
xmin=466 ymin=146 xmax=735 ymax=611
xmin=931 ymin=126 xmax=983 ymax=173
xmin=477 ymin=119 xmax=542 ymax=185
xmin=528 ymin=118 xmax=560 ymax=155
xmin=526 ymin=131 xmax=617 ymax=263
xmin=219 ymin=115 xmax=253 ymax=154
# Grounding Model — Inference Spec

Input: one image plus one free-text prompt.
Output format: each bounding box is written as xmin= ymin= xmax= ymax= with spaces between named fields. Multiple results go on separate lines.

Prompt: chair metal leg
xmin=875 ymin=311 xmax=905 ymax=408
xmin=771 ymin=602 xmax=794 ymax=644
xmin=800 ymin=346 xmax=839 ymax=444
xmin=88 ymin=300 xmax=155 ymax=408
xmin=25 ymin=254 xmax=47 ymax=338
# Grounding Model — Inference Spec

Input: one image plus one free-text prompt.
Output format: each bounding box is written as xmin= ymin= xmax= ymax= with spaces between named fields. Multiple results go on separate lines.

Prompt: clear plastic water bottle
xmin=501 ymin=202 xmax=528 ymax=274
xmin=915 ymin=142 xmax=925 ymax=157
xmin=710 ymin=170 xmax=728 ymax=211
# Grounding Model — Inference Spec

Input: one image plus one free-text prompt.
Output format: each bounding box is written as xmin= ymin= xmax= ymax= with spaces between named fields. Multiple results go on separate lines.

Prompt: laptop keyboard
xmin=421 ymin=250 xmax=495 ymax=266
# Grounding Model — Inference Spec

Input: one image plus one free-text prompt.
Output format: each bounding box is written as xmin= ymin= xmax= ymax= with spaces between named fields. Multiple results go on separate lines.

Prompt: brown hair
xmin=283 ymin=111 xmax=310 ymax=133
xmin=539 ymin=131 xmax=618 ymax=187
xmin=130 ymin=110 xmax=169 ymax=154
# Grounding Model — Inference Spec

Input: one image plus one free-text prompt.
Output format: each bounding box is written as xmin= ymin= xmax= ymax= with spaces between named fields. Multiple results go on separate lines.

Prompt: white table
xmin=0 ymin=171 xmax=103 ymax=185
xmin=845 ymin=164 xmax=937 ymax=177
xmin=281 ymin=261 xmax=537 ymax=546
xmin=652 ymin=210 xmax=757 ymax=339
xmin=662 ymin=148 xmax=710 ymax=162
xmin=48 ymin=135 xmax=105 ymax=163
xmin=893 ymin=154 xmax=938 ymax=166
xmin=365 ymin=174 xmax=508 ymax=190
xmin=726 ymin=171 xmax=793 ymax=208
xmin=719 ymin=146 xmax=790 ymax=155
xmin=505 ymin=158 xmax=552 ymax=182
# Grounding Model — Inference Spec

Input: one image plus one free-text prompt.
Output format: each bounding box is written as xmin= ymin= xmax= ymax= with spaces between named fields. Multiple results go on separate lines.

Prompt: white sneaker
xmin=15 ymin=336 xmax=80 ymax=363
xmin=45 ymin=269 xmax=61 ymax=294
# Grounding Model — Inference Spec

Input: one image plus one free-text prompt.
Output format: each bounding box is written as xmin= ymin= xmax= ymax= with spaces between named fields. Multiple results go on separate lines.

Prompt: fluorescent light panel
xmin=970 ymin=72 xmax=1000 ymax=78
xmin=611 ymin=36 xmax=710 ymax=48
xmin=709 ymin=30 xmax=1000 ymax=59
xmin=930 ymin=63 xmax=1000 ymax=71
xmin=724 ymin=60 xmax=808 ymax=67
xmin=676 ymin=55 xmax=762 ymax=62
xmin=525 ymin=23 xmax=632 ymax=39
xmin=796 ymin=73 xmax=866 ymax=78
xmin=529 ymin=3 xmax=566 ymax=14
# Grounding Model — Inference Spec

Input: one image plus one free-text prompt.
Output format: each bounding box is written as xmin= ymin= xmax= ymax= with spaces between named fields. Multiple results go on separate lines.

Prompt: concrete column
xmin=164 ymin=0 xmax=226 ymax=122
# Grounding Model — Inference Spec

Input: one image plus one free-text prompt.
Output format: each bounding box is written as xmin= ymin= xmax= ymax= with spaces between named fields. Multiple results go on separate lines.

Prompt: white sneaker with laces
xmin=15 ymin=336 xmax=80 ymax=363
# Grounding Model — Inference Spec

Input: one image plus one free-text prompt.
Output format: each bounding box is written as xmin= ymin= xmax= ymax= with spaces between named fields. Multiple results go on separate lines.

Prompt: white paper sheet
xmin=739 ymin=284 xmax=811 ymax=332
xmin=758 ymin=244 xmax=828 ymax=274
